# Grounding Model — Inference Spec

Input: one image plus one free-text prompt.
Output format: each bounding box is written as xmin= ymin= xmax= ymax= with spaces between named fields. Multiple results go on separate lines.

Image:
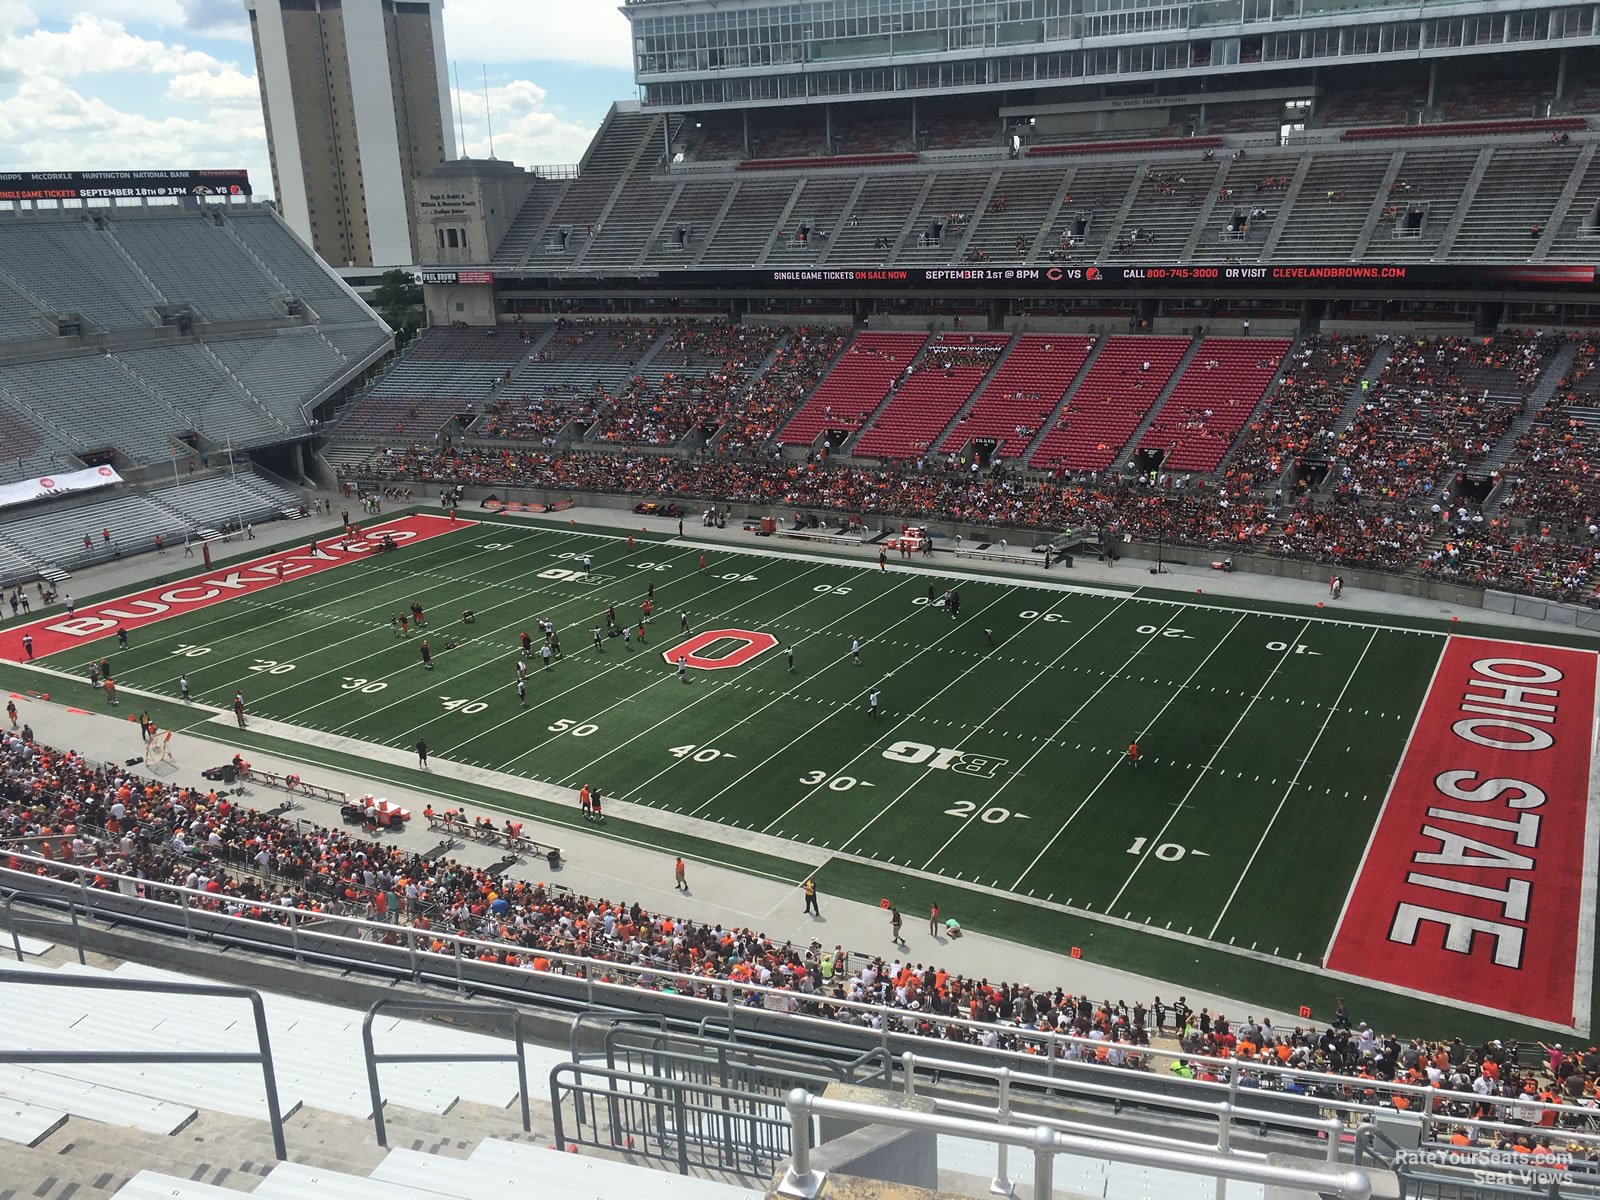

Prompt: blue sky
xmin=0 ymin=0 xmax=636 ymax=198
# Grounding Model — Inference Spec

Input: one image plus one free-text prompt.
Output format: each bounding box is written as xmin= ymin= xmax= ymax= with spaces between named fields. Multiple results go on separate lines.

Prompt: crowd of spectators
xmin=7 ymin=728 xmax=1600 ymax=1135
xmin=479 ymin=386 xmax=602 ymax=444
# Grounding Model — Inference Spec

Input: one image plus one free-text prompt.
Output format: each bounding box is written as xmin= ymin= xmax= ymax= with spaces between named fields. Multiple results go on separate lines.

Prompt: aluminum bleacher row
xmin=0 ymin=206 xmax=390 ymax=472
xmin=0 ymin=467 xmax=302 ymax=579
xmin=485 ymin=113 xmax=1600 ymax=272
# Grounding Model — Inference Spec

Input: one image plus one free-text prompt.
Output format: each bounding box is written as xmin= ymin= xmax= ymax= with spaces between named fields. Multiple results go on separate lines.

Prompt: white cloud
xmin=166 ymin=65 xmax=258 ymax=106
xmin=455 ymin=78 xmax=602 ymax=169
xmin=442 ymin=0 xmax=632 ymax=70
xmin=0 ymin=12 xmax=232 ymax=78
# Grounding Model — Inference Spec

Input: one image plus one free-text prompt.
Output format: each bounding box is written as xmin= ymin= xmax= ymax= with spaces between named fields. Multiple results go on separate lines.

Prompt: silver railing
xmin=361 ymin=998 xmax=532 ymax=1148
xmin=0 ymin=967 xmax=288 ymax=1159
xmin=900 ymin=1050 xmax=1343 ymax=1195
xmin=4 ymin=851 xmax=1594 ymax=1155
xmin=776 ymin=1088 xmax=1374 ymax=1200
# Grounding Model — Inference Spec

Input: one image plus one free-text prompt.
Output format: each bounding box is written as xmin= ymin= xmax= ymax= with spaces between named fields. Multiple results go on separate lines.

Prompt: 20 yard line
xmin=999 ymin=610 xmax=1249 ymax=888
xmin=1209 ymin=627 xmax=1379 ymax=939
xmin=1105 ymin=618 xmax=1316 ymax=914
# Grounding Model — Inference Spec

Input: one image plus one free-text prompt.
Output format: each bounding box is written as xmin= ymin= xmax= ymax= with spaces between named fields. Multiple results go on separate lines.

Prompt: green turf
xmin=24 ymin=511 xmax=1599 ymax=1036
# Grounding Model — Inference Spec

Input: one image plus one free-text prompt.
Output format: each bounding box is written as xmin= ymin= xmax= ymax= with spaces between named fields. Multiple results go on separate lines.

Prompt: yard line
xmin=983 ymin=611 xmax=1250 ymax=886
xmin=1105 ymin=618 xmax=1315 ymax=914
xmin=636 ymin=584 xmax=1017 ymax=814
xmin=764 ymin=586 xmax=1097 ymax=839
xmin=291 ymin=541 xmax=713 ymax=732
xmin=1208 ymin=628 xmax=1379 ymax=939
xmin=127 ymin=526 xmax=508 ymax=679
xmin=443 ymin=559 xmax=836 ymax=768
xmin=545 ymin=563 xmax=920 ymax=784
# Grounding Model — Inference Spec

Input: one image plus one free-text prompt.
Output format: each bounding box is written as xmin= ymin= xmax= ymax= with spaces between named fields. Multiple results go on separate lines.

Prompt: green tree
xmin=372 ymin=269 xmax=423 ymax=337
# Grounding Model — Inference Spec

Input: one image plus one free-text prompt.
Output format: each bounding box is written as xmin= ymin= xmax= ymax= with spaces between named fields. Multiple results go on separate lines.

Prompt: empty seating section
xmin=641 ymin=180 xmax=734 ymax=266
xmin=320 ymin=323 xmax=392 ymax=363
xmin=1106 ymin=166 xmax=1217 ymax=262
xmin=897 ymin=170 xmax=992 ymax=263
xmin=767 ymin=177 xmax=858 ymax=263
xmin=750 ymin=118 xmax=825 ymax=160
xmin=527 ymin=319 xmax=666 ymax=393
xmin=940 ymin=335 xmax=1094 ymax=458
xmin=776 ymin=332 xmax=926 ymax=447
xmin=205 ymin=331 xmax=352 ymax=426
xmin=117 ymin=344 xmax=286 ymax=447
xmin=840 ymin=116 xmax=913 ymax=154
xmin=0 ymin=492 xmax=187 ymax=566
xmin=1139 ymin=338 xmax=1292 ymax=472
xmin=1028 ymin=337 xmax=1189 ymax=471
xmin=964 ymin=167 xmax=1065 ymax=262
xmin=1342 ymin=116 xmax=1583 ymax=142
xmin=1029 ymin=136 xmax=1222 ymax=158
xmin=581 ymin=165 xmax=676 ymax=269
xmin=1037 ymin=162 xmax=1140 ymax=259
xmin=0 ymin=399 xmax=61 ymax=476
xmin=1450 ymin=145 xmax=1582 ymax=260
xmin=225 ymin=212 xmax=370 ymax=325
xmin=1196 ymin=155 xmax=1299 ymax=259
xmin=1546 ymin=151 xmax=1600 ymax=260
xmin=489 ymin=178 xmax=566 ymax=268
xmin=1373 ymin=148 xmax=1480 ymax=261
xmin=0 ymin=276 xmax=51 ymax=341
xmin=0 ymin=221 xmax=161 ymax=331
xmin=1273 ymin=151 xmax=1391 ymax=260
xmin=1436 ymin=78 xmax=1554 ymax=123
xmin=740 ymin=152 xmax=918 ymax=170
xmin=925 ymin=116 xmax=996 ymax=149
xmin=1203 ymin=100 xmax=1283 ymax=135
xmin=823 ymin=176 xmax=926 ymax=262
xmin=697 ymin=178 xmax=797 ymax=266
xmin=0 ymin=355 xmax=180 ymax=463
xmin=1319 ymin=88 xmax=1426 ymax=128
xmin=853 ymin=333 xmax=1009 ymax=459
xmin=149 ymin=471 xmax=302 ymax=529
xmin=529 ymin=113 xmax=656 ymax=264
xmin=108 ymin=217 xmax=285 ymax=322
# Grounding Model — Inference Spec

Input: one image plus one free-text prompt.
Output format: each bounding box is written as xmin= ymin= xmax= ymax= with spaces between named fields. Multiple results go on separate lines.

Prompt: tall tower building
xmin=246 ymin=0 xmax=456 ymax=268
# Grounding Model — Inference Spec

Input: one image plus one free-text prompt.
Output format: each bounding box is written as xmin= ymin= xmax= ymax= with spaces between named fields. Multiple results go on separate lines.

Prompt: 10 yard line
xmin=1208 ymin=627 xmax=1379 ymax=939
xmin=1105 ymin=618 xmax=1316 ymax=914
xmin=1000 ymin=610 xmax=1249 ymax=889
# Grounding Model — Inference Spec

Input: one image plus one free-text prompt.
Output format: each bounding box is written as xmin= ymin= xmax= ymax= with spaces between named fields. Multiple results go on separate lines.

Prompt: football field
xmin=6 ymin=510 xmax=1596 ymax=1039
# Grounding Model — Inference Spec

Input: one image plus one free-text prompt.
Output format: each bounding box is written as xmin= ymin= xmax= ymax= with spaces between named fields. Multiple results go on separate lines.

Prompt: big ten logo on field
xmin=883 ymin=740 xmax=1008 ymax=779
xmin=664 ymin=629 xmax=778 ymax=670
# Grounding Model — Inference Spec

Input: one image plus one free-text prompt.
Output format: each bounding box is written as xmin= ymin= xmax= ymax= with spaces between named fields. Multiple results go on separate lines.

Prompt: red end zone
xmin=0 ymin=514 xmax=469 ymax=661
xmin=1327 ymin=636 xmax=1599 ymax=1028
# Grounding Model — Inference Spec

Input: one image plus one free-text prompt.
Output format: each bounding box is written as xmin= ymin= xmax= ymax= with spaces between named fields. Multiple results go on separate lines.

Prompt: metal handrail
xmin=361 ymin=998 xmax=531 ymax=1147
xmin=0 ymin=968 xmax=288 ymax=1159
xmin=900 ymin=1050 xmax=1343 ymax=1195
xmin=776 ymin=1089 xmax=1374 ymax=1200
xmin=3 ymin=890 xmax=84 ymax=965
xmin=3 ymin=851 xmax=1591 ymax=1144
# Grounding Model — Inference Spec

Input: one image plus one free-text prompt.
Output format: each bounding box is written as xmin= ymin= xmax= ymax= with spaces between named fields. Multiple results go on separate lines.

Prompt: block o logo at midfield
xmin=664 ymin=629 xmax=777 ymax=670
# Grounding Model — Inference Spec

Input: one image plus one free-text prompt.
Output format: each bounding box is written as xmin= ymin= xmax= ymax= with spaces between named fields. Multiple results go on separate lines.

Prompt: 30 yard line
xmin=998 ymin=610 xmax=1250 ymax=888
xmin=812 ymin=588 xmax=1130 ymax=848
xmin=1208 ymin=627 xmax=1379 ymax=939
xmin=1104 ymin=618 xmax=1316 ymax=913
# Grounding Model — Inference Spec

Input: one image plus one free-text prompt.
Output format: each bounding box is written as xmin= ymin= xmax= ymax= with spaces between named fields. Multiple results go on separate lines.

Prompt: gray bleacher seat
xmin=0 ymin=276 xmax=52 ymax=342
xmin=225 ymin=211 xmax=372 ymax=325
xmin=108 ymin=216 xmax=288 ymax=323
xmin=0 ymin=354 xmax=184 ymax=464
xmin=0 ymin=221 xmax=163 ymax=332
xmin=117 ymin=344 xmax=289 ymax=448
xmin=0 ymin=493 xmax=187 ymax=567
xmin=208 ymin=330 xmax=353 ymax=428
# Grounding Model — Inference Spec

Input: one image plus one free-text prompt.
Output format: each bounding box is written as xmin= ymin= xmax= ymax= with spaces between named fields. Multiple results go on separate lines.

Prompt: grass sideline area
xmin=8 ymin=508 xmax=1597 ymax=1041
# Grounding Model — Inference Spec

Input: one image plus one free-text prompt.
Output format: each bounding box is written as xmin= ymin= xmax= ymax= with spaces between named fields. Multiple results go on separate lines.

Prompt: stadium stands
xmin=107 ymin=216 xmax=287 ymax=324
xmin=1139 ymin=338 xmax=1293 ymax=472
xmin=851 ymin=333 xmax=1009 ymax=459
xmin=1451 ymin=143 xmax=1583 ymax=259
xmin=696 ymin=177 xmax=794 ymax=267
xmin=775 ymin=331 xmax=926 ymax=448
xmin=940 ymin=335 xmax=1095 ymax=460
xmin=1028 ymin=336 xmax=1190 ymax=472
xmin=0 ymin=275 xmax=53 ymax=342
